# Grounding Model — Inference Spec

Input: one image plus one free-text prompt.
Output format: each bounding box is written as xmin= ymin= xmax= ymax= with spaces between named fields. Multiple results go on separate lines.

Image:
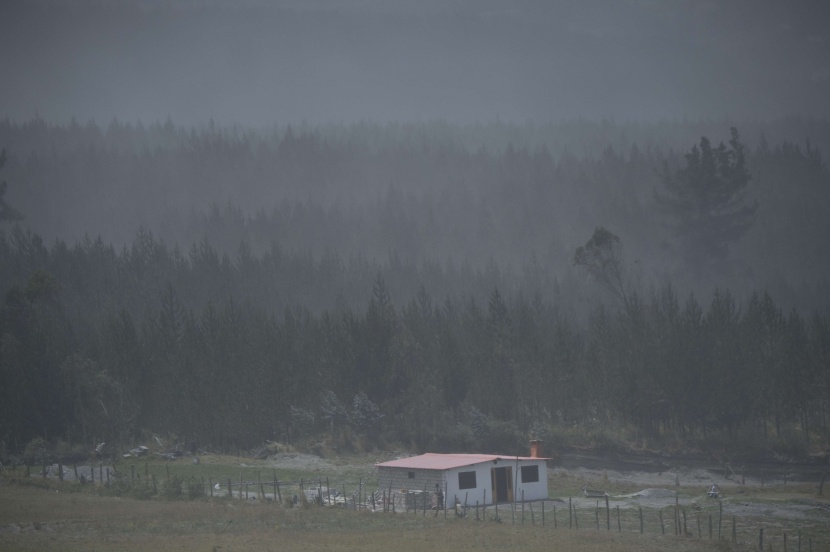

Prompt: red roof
xmin=376 ymin=453 xmax=547 ymax=471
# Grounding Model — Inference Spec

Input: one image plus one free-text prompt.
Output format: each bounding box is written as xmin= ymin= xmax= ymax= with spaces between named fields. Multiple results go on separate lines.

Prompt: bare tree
xmin=574 ymin=226 xmax=632 ymax=310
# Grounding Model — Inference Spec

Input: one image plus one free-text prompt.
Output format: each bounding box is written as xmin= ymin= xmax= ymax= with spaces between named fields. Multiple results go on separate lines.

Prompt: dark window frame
xmin=521 ymin=465 xmax=539 ymax=483
xmin=458 ymin=471 xmax=477 ymax=490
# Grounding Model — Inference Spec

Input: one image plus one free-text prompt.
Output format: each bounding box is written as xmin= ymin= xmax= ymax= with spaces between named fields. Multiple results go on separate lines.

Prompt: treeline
xmin=1 ymin=226 xmax=828 ymax=459
xmin=2 ymin=117 xmax=830 ymax=314
xmin=2 ymin=116 xmax=830 ymax=459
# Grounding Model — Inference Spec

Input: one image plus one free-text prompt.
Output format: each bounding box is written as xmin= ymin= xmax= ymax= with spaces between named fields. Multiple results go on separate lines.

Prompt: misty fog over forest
xmin=1 ymin=1 xmax=830 ymax=460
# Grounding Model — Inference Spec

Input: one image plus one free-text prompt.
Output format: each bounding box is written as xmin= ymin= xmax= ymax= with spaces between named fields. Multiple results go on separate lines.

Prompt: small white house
xmin=376 ymin=440 xmax=549 ymax=507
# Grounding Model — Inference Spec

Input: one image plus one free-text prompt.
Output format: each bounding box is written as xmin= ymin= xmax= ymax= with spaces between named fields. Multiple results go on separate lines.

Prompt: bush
xmin=22 ymin=437 xmax=53 ymax=466
xmin=54 ymin=440 xmax=89 ymax=463
xmin=101 ymin=475 xmax=155 ymax=500
xmin=161 ymin=475 xmax=183 ymax=499
xmin=185 ymin=476 xmax=206 ymax=499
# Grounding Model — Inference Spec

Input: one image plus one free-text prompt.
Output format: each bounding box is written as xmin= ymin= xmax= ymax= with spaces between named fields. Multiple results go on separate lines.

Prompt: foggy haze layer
xmin=2 ymin=0 xmax=829 ymax=126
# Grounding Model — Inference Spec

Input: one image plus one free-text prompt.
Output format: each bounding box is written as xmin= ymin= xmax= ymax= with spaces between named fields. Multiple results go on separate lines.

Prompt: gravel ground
xmin=262 ymin=451 xmax=828 ymax=526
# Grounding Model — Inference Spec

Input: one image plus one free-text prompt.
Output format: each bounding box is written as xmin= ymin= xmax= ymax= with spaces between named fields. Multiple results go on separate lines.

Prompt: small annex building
xmin=376 ymin=440 xmax=549 ymax=508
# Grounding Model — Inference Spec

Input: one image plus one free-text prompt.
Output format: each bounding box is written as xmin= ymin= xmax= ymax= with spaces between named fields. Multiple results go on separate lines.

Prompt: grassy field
xmin=0 ymin=482 xmax=740 ymax=552
xmin=1 ymin=456 xmax=827 ymax=552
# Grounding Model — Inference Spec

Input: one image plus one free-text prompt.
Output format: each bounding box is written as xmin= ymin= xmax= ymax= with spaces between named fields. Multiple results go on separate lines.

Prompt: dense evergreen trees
xmin=1 ymin=117 xmax=829 ymax=459
xmin=0 ymin=148 xmax=25 ymax=222
xmin=2 ymin=117 xmax=829 ymax=313
xmin=0 ymin=226 xmax=828 ymax=458
xmin=657 ymin=128 xmax=757 ymax=271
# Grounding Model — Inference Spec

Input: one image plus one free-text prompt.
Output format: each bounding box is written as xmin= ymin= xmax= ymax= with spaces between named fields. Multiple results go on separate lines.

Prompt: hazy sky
xmin=2 ymin=0 xmax=829 ymax=126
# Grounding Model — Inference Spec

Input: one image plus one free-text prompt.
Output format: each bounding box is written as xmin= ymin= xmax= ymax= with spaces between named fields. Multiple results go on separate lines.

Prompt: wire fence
xmin=8 ymin=461 xmax=828 ymax=551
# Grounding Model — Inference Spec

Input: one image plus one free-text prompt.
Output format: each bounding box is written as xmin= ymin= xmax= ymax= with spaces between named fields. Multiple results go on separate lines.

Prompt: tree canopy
xmin=657 ymin=128 xmax=756 ymax=271
xmin=0 ymin=149 xmax=24 ymax=223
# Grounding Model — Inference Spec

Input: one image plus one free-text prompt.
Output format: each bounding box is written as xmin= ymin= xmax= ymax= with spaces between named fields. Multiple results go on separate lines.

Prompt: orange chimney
xmin=529 ymin=440 xmax=542 ymax=458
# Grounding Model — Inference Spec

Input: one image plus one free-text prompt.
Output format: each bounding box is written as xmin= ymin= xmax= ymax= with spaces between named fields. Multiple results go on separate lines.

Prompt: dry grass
xmin=3 ymin=460 xmax=828 ymax=552
xmin=1 ymin=480 xmax=753 ymax=552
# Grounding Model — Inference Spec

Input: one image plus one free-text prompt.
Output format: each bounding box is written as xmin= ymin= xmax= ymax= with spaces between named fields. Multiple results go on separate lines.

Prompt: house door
xmin=490 ymin=466 xmax=513 ymax=503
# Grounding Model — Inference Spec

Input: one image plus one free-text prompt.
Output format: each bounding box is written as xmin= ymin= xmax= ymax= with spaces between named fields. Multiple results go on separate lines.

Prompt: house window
xmin=408 ymin=471 xmax=415 ymax=479
xmin=458 ymin=471 xmax=477 ymax=490
xmin=521 ymin=465 xmax=539 ymax=483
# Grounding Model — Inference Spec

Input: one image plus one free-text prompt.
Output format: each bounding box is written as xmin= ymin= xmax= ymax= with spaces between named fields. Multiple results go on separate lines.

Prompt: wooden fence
xmin=9 ymin=462 xmax=827 ymax=550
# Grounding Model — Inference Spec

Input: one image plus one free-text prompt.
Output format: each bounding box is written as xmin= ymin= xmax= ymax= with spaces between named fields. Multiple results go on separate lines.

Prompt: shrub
xmin=54 ymin=440 xmax=88 ymax=463
xmin=185 ymin=476 xmax=206 ymax=499
xmin=22 ymin=437 xmax=53 ymax=466
xmin=101 ymin=475 xmax=154 ymax=500
xmin=161 ymin=475 xmax=183 ymax=499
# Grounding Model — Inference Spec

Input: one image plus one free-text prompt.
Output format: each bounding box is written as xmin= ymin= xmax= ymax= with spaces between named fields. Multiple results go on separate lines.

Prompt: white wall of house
xmin=380 ymin=458 xmax=548 ymax=507
xmin=445 ymin=459 xmax=548 ymax=505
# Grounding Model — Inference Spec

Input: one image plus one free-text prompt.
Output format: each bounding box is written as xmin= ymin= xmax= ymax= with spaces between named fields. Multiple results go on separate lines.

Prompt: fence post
xmin=659 ymin=509 xmax=665 ymax=534
xmin=606 ymin=495 xmax=610 ymax=530
xmin=718 ymin=501 xmax=723 ymax=541
xmin=732 ymin=516 xmax=737 ymax=544
xmin=521 ymin=490 xmax=525 ymax=524
xmin=569 ymin=497 xmax=572 ymax=529
xmin=639 ymin=506 xmax=643 ymax=534
xmin=616 ymin=505 xmax=620 ymax=532
xmin=227 ymin=478 xmax=232 ymax=499
xmin=759 ymin=527 xmax=764 ymax=551
xmin=674 ymin=495 xmax=679 ymax=535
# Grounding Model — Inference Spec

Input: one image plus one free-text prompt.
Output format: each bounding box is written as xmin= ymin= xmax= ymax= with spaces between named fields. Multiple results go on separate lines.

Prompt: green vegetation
xmin=2 ymin=461 xmax=827 ymax=552
xmin=1 ymin=118 xmax=829 ymax=464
